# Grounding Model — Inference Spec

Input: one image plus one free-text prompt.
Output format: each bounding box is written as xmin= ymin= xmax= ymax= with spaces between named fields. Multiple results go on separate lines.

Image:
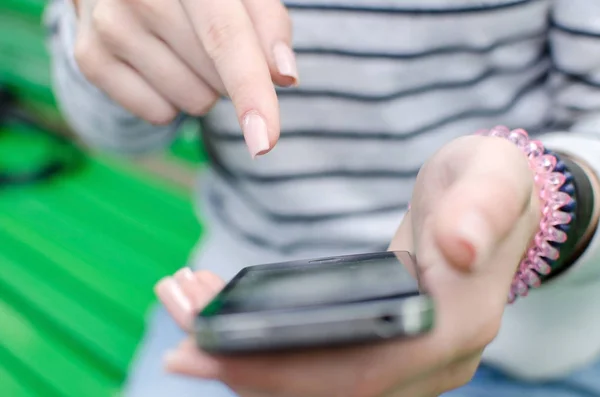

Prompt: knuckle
xmin=92 ymin=3 xmax=127 ymax=49
xmin=203 ymin=17 xmax=240 ymax=61
xmin=74 ymin=37 xmax=102 ymax=83
xmin=263 ymin=1 xmax=293 ymax=35
xmin=194 ymin=270 xmax=219 ymax=286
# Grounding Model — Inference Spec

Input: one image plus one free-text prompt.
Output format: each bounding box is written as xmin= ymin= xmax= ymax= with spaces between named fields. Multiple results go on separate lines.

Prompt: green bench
xmin=0 ymin=3 xmax=210 ymax=395
xmin=0 ymin=123 xmax=204 ymax=396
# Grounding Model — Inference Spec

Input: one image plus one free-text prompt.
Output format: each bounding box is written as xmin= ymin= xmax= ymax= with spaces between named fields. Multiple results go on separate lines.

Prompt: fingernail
xmin=175 ymin=268 xmax=214 ymax=311
xmin=155 ymin=277 xmax=193 ymax=330
xmin=273 ymin=42 xmax=299 ymax=85
xmin=242 ymin=112 xmax=270 ymax=158
xmin=455 ymin=211 xmax=493 ymax=267
xmin=174 ymin=267 xmax=196 ymax=283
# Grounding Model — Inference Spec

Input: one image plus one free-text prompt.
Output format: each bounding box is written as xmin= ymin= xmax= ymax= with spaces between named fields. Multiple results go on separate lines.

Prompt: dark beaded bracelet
xmin=475 ymin=126 xmax=575 ymax=303
xmin=541 ymin=152 xmax=594 ymax=282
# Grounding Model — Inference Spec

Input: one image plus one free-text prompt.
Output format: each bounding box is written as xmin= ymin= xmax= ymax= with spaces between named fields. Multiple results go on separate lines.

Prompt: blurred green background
xmin=0 ymin=1 xmax=207 ymax=395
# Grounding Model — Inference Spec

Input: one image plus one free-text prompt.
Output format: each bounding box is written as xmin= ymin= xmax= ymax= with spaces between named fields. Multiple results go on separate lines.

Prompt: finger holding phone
xmin=153 ymin=135 xmax=558 ymax=397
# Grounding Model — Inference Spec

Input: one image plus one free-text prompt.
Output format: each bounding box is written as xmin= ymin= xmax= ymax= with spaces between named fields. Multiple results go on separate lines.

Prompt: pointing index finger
xmin=180 ymin=0 xmax=280 ymax=157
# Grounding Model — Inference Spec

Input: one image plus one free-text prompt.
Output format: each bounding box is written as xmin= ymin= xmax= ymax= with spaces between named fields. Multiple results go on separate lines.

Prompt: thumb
xmin=433 ymin=141 xmax=538 ymax=272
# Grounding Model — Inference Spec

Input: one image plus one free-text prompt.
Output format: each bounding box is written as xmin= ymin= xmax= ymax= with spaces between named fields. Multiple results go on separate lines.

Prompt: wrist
xmin=534 ymin=151 xmax=598 ymax=285
xmin=557 ymin=153 xmax=600 ymax=259
xmin=475 ymin=127 xmax=575 ymax=301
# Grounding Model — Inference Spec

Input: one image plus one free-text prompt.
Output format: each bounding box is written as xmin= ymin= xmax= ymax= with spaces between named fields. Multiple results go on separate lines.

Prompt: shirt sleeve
xmin=482 ymin=0 xmax=600 ymax=380
xmin=44 ymin=0 xmax=182 ymax=154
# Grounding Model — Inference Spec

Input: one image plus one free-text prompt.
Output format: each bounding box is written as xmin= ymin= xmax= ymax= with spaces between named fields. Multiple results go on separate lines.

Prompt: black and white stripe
xmin=45 ymin=0 xmax=600 ymax=254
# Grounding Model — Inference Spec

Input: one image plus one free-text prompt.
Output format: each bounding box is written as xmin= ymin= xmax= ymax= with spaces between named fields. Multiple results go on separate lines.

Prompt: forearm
xmin=45 ymin=0 xmax=182 ymax=154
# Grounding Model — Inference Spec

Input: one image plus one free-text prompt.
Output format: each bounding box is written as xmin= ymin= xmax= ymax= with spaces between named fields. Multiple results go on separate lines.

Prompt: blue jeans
xmin=124 ymin=306 xmax=600 ymax=397
xmin=443 ymin=361 xmax=600 ymax=397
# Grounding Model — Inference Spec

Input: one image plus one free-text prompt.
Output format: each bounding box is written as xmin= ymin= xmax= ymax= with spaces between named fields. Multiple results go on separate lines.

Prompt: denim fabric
xmin=125 ymin=306 xmax=600 ymax=397
xmin=443 ymin=360 xmax=600 ymax=397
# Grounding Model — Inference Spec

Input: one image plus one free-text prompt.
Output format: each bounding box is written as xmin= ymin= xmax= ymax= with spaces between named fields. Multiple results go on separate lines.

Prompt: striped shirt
xmin=46 ymin=0 xmax=600 ymax=381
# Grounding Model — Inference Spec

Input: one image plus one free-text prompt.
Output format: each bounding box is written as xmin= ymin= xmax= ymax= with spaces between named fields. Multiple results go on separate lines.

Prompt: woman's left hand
xmin=156 ymin=135 xmax=541 ymax=397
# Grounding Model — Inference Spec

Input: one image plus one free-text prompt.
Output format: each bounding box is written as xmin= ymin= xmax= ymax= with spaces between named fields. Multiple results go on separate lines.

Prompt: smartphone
xmin=195 ymin=251 xmax=434 ymax=354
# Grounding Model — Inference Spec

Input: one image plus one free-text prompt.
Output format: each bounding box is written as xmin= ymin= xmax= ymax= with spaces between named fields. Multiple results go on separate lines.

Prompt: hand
xmin=155 ymin=135 xmax=540 ymax=396
xmin=73 ymin=0 xmax=297 ymax=157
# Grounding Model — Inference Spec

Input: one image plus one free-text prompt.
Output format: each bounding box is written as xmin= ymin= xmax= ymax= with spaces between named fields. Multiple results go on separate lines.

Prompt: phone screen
xmin=200 ymin=251 xmax=422 ymax=317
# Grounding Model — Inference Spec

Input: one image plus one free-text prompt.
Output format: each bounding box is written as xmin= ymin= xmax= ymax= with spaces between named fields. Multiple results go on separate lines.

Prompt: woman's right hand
xmin=72 ymin=0 xmax=297 ymax=157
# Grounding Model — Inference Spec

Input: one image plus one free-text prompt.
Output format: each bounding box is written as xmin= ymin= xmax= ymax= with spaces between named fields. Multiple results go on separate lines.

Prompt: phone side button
xmin=308 ymin=257 xmax=341 ymax=263
xmin=373 ymin=314 xmax=400 ymax=338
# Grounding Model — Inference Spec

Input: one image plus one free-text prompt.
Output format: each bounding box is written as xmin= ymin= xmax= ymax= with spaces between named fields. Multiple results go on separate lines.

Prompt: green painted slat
xmin=0 ymin=52 xmax=49 ymax=82
xmin=0 ymin=42 xmax=206 ymax=391
xmin=0 ymin=12 xmax=47 ymax=55
xmin=86 ymin=157 xmax=197 ymax=215
xmin=0 ymin=190 xmax=189 ymax=288
xmin=55 ymin=180 xmax=196 ymax=253
xmin=0 ymin=295 xmax=119 ymax=397
xmin=0 ymin=0 xmax=46 ymax=18
xmin=0 ymin=211 xmax=153 ymax=320
xmin=0 ymin=125 xmax=201 ymax=250
xmin=11 ymin=194 xmax=188 ymax=276
xmin=0 ymin=245 xmax=138 ymax=374
xmin=0 ymin=216 xmax=145 ymax=326
xmin=0 ymin=344 xmax=57 ymax=397
xmin=0 ymin=364 xmax=37 ymax=397
xmin=0 ymin=9 xmax=54 ymax=104
xmin=0 ymin=154 xmax=202 ymax=394
xmin=0 ymin=276 xmax=125 ymax=384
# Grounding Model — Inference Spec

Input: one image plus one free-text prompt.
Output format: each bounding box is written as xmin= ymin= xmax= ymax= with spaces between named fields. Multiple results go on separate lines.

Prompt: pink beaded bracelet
xmin=475 ymin=126 xmax=574 ymax=303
